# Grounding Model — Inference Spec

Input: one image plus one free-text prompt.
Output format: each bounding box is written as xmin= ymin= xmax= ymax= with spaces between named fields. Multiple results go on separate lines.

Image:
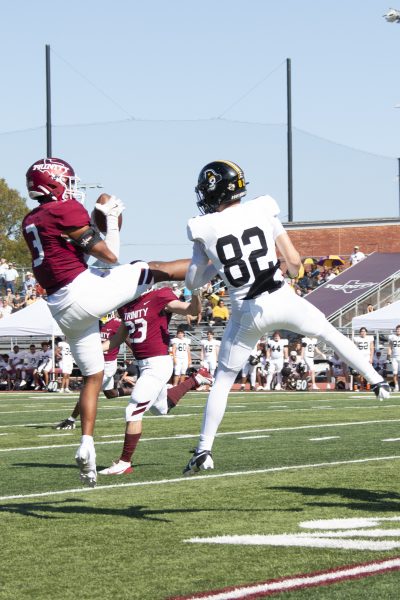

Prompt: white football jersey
xmin=388 ymin=334 xmax=400 ymax=358
xmin=39 ymin=349 xmax=53 ymax=362
xmin=353 ymin=335 xmax=374 ymax=358
xmin=267 ymin=338 xmax=288 ymax=360
xmin=172 ymin=336 xmax=191 ymax=358
xmin=57 ymin=341 xmax=73 ymax=361
xmin=201 ymin=338 xmax=220 ymax=359
xmin=24 ymin=350 xmax=41 ymax=369
xmin=187 ymin=196 xmax=285 ymax=312
xmin=9 ymin=350 xmax=26 ymax=367
xmin=302 ymin=337 xmax=318 ymax=359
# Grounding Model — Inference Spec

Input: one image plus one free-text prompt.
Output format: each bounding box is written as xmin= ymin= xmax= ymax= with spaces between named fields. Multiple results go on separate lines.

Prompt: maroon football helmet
xmin=26 ymin=157 xmax=84 ymax=203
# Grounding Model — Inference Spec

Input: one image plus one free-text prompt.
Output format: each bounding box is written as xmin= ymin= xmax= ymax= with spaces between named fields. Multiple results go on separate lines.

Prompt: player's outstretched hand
xmin=95 ymin=195 xmax=125 ymax=218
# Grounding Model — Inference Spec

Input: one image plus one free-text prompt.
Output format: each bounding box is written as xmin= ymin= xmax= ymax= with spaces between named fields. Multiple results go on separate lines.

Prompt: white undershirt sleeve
xmin=185 ymin=240 xmax=218 ymax=290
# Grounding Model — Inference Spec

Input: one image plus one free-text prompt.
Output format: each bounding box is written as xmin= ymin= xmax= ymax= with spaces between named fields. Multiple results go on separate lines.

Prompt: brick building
xmin=284 ymin=217 xmax=400 ymax=262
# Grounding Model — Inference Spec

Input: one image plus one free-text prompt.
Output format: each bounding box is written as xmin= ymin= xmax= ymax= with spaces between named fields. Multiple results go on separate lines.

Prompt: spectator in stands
xmin=12 ymin=292 xmax=26 ymax=312
xmin=4 ymin=288 xmax=14 ymax=303
xmin=23 ymin=272 xmax=37 ymax=294
xmin=0 ymin=258 xmax=8 ymax=294
xmin=212 ymin=299 xmax=230 ymax=325
xmin=182 ymin=286 xmax=192 ymax=302
xmin=203 ymin=299 xmax=214 ymax=324
xmin=0 ymin=299 xmax=12 ymax=319
xmin=323 ymin=268 xmax=336 ymax=282
xmin=3 ymin=263 xmax=19 ymax=294
xmin=171 ymin=283 xmax=181 ymax=299
xmin=350 ymin=245 xmax=366 ymax=265
xmin=366 ymin=303 xmax=374 ymax=313
xmin=25 ymin=290 xmax=38 ymax=305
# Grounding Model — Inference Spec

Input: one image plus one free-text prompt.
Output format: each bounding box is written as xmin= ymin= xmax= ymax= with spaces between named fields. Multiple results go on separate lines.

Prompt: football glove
xmin=95 ymin=196 xmax=125 ymax=219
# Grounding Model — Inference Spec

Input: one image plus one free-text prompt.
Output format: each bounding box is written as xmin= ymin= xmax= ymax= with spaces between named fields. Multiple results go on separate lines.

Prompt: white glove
xmin=95 ymin=196 xmax=125 ymax=219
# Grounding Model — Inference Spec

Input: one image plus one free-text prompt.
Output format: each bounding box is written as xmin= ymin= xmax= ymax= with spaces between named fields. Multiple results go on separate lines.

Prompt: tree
xmin=0 ymin=178 xmax=31 ymax=267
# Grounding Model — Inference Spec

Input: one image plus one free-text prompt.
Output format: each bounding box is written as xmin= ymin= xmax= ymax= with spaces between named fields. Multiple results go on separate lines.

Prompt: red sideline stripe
xmin=168 ymin=556 xmax=400 ymax=599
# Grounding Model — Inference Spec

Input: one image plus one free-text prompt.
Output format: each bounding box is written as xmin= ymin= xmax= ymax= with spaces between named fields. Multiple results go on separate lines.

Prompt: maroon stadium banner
xmin=306 ymin=253 xmax=400 ymax=318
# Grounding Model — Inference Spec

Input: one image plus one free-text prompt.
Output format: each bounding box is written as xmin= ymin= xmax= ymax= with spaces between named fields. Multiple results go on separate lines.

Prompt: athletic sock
xmin=166 ymin=376 xmax=197 ymax=408
xmin=120 ymin=432 xmax=141 ymax=463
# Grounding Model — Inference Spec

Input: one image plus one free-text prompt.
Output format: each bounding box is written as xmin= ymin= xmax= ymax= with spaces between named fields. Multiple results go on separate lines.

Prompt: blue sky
xmin=1 ymin=0 xmax=400 ymax=262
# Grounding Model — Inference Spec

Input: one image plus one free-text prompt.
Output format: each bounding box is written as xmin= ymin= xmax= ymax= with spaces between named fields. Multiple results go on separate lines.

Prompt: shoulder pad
xmin=187 ymin=215 xmax=208 ymax=243
xmin=251 ymin=195 xmax=281 ymax=217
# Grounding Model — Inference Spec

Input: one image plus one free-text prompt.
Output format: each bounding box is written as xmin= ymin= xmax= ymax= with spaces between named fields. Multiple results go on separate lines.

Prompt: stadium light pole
xmin=45 ymin=44 xmax=52 ymax=158
xmin=287 ymin=58 xmax=293 ymax=222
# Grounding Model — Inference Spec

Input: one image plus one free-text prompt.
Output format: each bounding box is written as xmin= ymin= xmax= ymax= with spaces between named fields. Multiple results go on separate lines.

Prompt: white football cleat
xmin=75 ymin=443 xmax=97 ymax=487
xmin=194 ymin=367 xmax=213 ymax=387
xmin=99 ymin=460 xmax=133 ymax=475
xmin=372 ymin=381 xmax=391 ymax=401
xmin=275 ymin=383 xmax=282 ymax=391
xmin=183 ymin=450 xmax=214 ymax=476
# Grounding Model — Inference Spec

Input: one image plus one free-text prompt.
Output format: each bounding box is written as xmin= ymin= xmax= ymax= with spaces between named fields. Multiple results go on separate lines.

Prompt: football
xmin=92 ymin=193 xmax=123 ymax=233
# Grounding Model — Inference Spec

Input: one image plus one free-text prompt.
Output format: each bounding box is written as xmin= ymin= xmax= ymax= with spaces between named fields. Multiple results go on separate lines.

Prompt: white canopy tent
xmin=0 ymin=299 xmax=63 ymax=337
xmin=352 ymin=300 xmax=400 ymax=331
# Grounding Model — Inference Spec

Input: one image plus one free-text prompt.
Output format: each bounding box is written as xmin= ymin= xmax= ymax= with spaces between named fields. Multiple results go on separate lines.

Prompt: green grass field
xmin=1 ymin=389 xmax=400 ymax=599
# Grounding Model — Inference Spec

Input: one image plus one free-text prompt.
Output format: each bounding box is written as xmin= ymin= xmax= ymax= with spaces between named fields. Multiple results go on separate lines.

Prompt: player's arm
xmin=185 ymin=240 xmax=218 ymax=290
xmin=187 ymin=344 xmax=192 ymax=366
xmin=148 ymin=259 xmax=192 ymax=283
xmin=164 ymin=293 xmax=202 ymax=317
xmin=102 ymin=322 xmax=128 ymax=352
xmin=171 ymin=342 xmax=178 ymax=363
xmin=65 ymin=225 xmax=117 ymax=264
xmin=370 ymin=340 xmax=375 ymax=363
xmin=275 ymin=231 xmax=302 ymax=278
xmin=387 ymin=342 xmax=392 ymax=360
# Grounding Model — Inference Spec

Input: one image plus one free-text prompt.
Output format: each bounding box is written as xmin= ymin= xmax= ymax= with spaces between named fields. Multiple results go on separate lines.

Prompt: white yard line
xmin=2 ymin=418 xmax=400 ymax=453
xmin=38 ymin=433 xmax=74 ymax=438
xmin=382 ymin=438 xmax=400 ymax=442
xmin=238 ymin=435 xmax=270 ymax=440
xmin=309 ymin=436 xmax=340 ymax=441
xmin=1 ymin=454 xmax=400 ymax=502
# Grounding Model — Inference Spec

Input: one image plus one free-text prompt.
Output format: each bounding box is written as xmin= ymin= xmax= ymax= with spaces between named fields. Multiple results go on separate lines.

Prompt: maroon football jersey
xmin=101 ymin=317 xmax=122 ymax=362
xmin=22 ymin=199 xmax=90 ymax=294
xmin=118 ymin=287 xmax=177 ymax=360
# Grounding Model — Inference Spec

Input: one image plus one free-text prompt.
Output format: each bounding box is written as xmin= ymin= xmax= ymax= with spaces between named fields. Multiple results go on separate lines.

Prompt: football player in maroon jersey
xmin=99 ymin=286 xmax=212 ymax=475
xmin=22 ymin=157 xmax=190 ymax=487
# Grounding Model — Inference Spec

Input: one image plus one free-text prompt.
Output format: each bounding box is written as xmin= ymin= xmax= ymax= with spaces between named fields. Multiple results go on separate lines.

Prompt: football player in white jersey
xmin=9 ymin=344 xmax=26 ymax=385
xmin=265 ymin=331 xmax=288 ymax=390
xmin=388 ymin=324 xmax=400 ymax=391
xmin=240 ymin=342 xmax=262 ymax=391
xmin=200 ymin=330 xmax=220 ymax=377
xmin=34 ymin=341 xmax=53 ymax=390
xmin=182 ymin=160 xmax=391 ymax=474
xmin=353 ymin=327 xmax=375 ymax=390
xmin=301 ymin=336 xmax=325 ymax=390
xmin=327 ymin=352 xmax=350 ymax=390
xmin=171 ymin=329 xmax=192 ymax=384
xmin=55 ymin=336 xmax=74 ymax=393
xmin=22 ymin=344 xmax=42 ymax=388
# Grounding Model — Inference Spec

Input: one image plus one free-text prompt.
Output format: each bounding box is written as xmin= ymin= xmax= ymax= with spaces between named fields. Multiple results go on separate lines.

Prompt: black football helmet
xmin=195 ymin=160 xmax=247 ymax=214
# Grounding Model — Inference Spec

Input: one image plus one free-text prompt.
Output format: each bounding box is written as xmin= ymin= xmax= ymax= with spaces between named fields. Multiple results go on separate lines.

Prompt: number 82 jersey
xmin=187 ymin=195 xmax=285 ymax=311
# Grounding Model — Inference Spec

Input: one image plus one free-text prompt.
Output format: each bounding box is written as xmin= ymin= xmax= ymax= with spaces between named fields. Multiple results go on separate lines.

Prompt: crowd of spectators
xmin=285 ymin=245 xmax=366 ymax=298
xmin=0 ymin=258 xmax=46 ymax=320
